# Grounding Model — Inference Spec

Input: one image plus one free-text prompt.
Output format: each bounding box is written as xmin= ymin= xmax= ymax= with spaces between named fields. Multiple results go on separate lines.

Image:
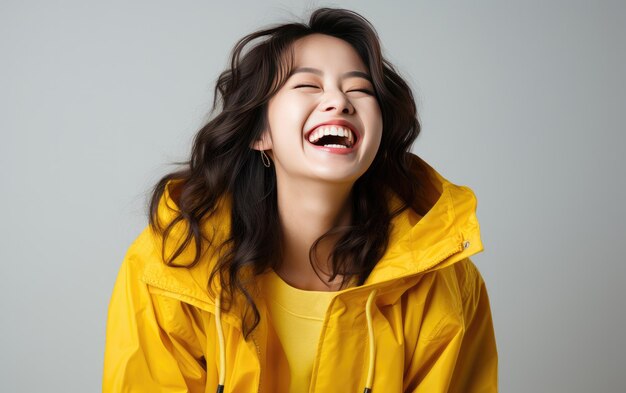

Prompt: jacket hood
xmin=139 ymin=152 xmax=484 ymax=326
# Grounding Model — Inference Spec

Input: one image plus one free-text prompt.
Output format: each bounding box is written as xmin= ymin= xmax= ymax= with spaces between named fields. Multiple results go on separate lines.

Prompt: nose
xmin=320 ymin=89 xmax=354 ymax=115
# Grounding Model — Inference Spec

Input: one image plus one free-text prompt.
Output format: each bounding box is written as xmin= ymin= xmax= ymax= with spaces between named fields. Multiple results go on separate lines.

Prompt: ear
xmin=250 ymin=129 xmax=273 ymax=151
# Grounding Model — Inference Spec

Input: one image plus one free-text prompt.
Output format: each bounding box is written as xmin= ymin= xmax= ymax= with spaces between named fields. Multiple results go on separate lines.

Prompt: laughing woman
xmin=103 ymin=7 xmax=498 ymax=393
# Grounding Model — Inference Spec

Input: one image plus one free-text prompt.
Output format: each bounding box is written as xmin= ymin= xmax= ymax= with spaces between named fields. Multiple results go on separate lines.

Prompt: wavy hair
xmin=147 ymin=7 xmax=422 ymax=339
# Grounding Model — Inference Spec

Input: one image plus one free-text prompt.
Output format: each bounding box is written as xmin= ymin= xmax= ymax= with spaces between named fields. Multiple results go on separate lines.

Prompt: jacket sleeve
xmin=404 ymin=258 xmax=498 ymax=392
xmin=103 ymin=248 xmax=209 ymax=392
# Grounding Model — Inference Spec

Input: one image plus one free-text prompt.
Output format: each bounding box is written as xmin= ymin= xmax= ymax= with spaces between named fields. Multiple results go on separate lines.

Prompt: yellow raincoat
xmin=103 ymin=153 xmax=498 ymax=392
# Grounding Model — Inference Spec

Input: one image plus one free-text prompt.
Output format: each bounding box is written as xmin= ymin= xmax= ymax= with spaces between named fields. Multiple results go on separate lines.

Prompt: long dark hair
xmin=147 ymin=7 xmax=421 ymax=339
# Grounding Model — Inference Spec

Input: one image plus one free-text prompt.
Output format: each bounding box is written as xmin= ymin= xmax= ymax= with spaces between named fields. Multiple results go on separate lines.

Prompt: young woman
xmin=103 ymin=7 xmax=498 ymax=393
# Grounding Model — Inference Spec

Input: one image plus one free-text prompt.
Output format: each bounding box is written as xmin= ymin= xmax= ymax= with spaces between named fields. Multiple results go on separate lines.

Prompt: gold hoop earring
xmin=260 ymin=150 xmax=271 ymax=168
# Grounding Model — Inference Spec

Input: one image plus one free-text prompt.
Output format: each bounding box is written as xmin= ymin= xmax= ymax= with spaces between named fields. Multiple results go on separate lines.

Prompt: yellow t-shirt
xmin=259 ymin=269 xmax=349 ymax=393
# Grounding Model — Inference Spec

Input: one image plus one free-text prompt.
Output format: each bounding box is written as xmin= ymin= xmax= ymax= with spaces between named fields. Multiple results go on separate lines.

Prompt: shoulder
xmin=399 ymin=258 xmax=486 ymax=335
xmin=445 ymin=257 xmax=491 ymax=328
xmin=451 ymin=257 xmax=486 ymax=299
xmin=118 ymin=225 xmax=161 ymax=275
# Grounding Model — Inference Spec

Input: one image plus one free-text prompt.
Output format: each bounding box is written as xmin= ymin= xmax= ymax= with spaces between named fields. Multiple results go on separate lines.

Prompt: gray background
xmin=2 ymin=0 xmax=624 ymax=391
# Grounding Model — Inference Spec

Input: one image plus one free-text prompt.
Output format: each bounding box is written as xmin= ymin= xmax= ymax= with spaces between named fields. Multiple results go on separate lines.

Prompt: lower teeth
xmin=323 ymin=144 xmax=348 ymax=148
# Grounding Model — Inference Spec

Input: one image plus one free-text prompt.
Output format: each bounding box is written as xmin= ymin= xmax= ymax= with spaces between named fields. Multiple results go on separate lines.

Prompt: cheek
xmin=269 ymin=95 xmax=307 ymax=128
xmin=266 ymin=97 xmax=307 ymax=151
xmin=364 ymin=102 xmax=383 ymax=140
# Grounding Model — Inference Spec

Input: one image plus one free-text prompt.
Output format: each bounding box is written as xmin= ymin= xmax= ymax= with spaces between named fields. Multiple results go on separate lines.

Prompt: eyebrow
xmin=290 ymin=67 xmax=373 ymax=83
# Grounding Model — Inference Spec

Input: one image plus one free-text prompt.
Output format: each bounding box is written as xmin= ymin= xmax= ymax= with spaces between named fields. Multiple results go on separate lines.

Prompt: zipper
xmin=251 ymin=330 xmax=262 ymax=393
xmin=416 ymin=241 xmax=465 ymax=274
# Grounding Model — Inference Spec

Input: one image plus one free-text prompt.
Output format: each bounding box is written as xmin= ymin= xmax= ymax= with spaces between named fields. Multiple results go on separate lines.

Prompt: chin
xmin=311 ymin=169 xmax=365 ymax=184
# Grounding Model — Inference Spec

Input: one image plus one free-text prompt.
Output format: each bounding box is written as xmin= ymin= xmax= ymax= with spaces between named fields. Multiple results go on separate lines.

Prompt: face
xmin=254 ymin=33 xmax=383 ymax=184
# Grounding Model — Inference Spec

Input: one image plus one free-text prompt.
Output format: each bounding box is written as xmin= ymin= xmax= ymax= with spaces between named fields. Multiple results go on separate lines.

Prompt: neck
xmin=273 ymin=174 xmax=353 ymax=291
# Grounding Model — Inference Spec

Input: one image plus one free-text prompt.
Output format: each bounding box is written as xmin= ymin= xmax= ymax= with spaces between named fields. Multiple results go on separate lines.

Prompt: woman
xmin=103 ymin=7 xmax=498 ymax=393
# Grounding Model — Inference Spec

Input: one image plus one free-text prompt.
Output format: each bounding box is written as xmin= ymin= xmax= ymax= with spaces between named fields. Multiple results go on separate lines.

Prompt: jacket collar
xmin=366 ymin=154 xmax=483 ymax=282
xmin=140 ymin=153 xmax=483 ymax=323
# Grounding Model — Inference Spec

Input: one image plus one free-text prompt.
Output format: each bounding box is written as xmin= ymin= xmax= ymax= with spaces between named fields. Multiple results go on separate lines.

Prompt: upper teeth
xmin=308 ymin=126 xmax=355 ymax=145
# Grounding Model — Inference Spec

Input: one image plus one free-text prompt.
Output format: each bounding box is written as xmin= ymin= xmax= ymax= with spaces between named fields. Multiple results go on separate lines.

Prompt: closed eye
xmin=349 ymin=89 xmax=375 ymax=95
xmin=295 ymin=85 xmax=374 ymax=95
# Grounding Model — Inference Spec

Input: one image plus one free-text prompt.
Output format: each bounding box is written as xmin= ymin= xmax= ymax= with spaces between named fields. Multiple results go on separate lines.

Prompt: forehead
xmin=289 ymin=34 xmax=368 ymax=73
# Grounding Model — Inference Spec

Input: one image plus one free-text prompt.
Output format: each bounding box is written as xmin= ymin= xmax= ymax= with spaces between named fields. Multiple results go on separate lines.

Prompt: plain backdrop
xmin=2 ymin=1 xmax=624 ymax=392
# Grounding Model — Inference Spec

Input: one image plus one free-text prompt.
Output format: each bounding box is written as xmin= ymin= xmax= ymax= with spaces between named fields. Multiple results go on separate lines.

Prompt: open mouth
xmin=307 ymin=126 xmax=357 ymax=149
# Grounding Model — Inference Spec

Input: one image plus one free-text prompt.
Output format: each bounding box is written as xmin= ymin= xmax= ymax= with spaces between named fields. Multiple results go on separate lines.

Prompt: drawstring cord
xmin=363 ymin=289 xmax=378 ymax=393
xmin=215 ymin=288 xmax=225 ymax=393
